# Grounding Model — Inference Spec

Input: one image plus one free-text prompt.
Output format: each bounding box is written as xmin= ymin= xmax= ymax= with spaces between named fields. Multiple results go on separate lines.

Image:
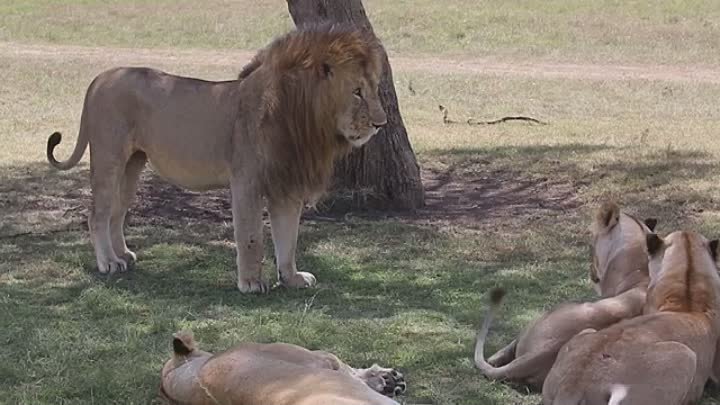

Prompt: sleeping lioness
xmin=543 ymin=230 xmax=720 ymax=405
xmin=474 ymin=202 xmax=656 ymax=389
xmin=160 ymin=331 xmax=406 ymax=405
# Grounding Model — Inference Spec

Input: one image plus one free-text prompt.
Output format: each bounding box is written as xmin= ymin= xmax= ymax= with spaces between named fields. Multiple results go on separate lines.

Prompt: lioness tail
xmin=474 ymin=287 xmax=506 ymax=373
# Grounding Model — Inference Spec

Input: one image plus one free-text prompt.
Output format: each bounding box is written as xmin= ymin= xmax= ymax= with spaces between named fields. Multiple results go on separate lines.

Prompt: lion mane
xmin=241 ymin=24 xmax=384 ymax=203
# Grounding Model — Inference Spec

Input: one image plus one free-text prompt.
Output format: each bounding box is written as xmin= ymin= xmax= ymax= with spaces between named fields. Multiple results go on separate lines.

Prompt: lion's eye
xmin=353 ymin=88 xmax=362 ymax=98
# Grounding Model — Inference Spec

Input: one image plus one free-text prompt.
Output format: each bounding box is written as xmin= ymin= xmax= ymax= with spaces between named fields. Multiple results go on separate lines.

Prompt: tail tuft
xmin=46 ymin=131 xmax=62 ymax=164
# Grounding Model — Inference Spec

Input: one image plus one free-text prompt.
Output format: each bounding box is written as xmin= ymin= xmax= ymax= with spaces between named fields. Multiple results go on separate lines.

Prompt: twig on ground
xmin=467 ymin=116 xmax=546 ymax=125
xmin=438 ymin=105 xmax=547 ymax=126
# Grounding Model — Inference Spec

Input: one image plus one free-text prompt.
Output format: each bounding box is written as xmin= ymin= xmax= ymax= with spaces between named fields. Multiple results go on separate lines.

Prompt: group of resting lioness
xmin=474 ymin=201 xmax=720 ymax=405
xmin=158 ymin=201 xmax=720 ymax=405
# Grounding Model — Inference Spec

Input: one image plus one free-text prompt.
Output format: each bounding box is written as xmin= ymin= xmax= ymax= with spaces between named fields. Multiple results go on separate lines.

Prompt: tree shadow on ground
xmin=3 ymin=143 xmax=720 ymax=405
xmin=3 ymin=143 xmax=719 ymax=313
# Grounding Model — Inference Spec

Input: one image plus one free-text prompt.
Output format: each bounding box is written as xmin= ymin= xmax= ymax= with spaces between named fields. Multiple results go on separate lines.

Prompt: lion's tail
xmin=47 ymin=96 xmax=90 ymax=170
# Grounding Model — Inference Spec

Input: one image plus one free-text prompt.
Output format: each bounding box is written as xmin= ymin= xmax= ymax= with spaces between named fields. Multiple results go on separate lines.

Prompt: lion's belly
xmin=147 ymin=156 xmax=231 ymax=191
xmin=139 ymin=105 xmax=236 ymax=191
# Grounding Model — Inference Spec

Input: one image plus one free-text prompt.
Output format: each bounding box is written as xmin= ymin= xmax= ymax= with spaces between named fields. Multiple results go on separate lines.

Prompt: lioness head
xmin=589 ymin=201 xmax=657 ymax=297
xmin=644 ymin=230 xmax=720 ymax=314
xmin=159 ymin=331 xmax=212 ymax=404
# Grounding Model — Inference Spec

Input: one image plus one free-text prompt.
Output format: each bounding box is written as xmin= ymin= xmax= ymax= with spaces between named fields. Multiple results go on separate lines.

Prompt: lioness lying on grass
xmin=159 ymin=331 xmax=406 ymax=405
xmin=474 ymin=202 xmax=656 ymax=389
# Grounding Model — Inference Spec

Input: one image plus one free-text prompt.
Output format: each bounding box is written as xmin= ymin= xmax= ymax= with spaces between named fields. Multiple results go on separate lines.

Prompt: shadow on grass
xmin=2 ymin=143 xmax=720 ymax=404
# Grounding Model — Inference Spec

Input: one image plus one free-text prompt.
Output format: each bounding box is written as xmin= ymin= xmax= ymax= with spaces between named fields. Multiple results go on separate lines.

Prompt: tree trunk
xmin=287 ymin=0 xmax=425 ymax=212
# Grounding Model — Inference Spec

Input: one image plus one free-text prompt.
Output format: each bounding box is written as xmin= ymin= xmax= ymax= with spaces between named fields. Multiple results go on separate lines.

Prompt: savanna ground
xmin=2 ymin=1 xmax=720 ymax=404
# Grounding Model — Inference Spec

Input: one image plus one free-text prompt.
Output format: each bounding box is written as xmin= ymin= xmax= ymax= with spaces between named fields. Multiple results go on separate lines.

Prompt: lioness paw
xmin=359 ymin=364 xmax=407 ymax=397
xmin=237 ymin=278 xmax=269 ymax=294
xmin=280 ymin=271 xmax=317 ymax=289
xmin=97 ymin=257 xmax=127 ymax=274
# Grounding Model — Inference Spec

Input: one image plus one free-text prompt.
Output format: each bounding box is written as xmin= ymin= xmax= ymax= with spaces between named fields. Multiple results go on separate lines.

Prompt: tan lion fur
xmin=474 ymin=202 xmax=656 ymax=390
xmin=159 ymin=331 xmax=405 ymax=405
xmin=45 ymin=24 xmax=387 ymax=292
xmin=542 ymin=230 xmax=720 ymax=405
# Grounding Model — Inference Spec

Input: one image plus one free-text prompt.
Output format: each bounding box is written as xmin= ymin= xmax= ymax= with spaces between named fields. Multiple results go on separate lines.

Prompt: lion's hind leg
xmin=110 ymin=151 xmax=146 ymax=267
xmin=89 ymin=150 xmax=130 ymax=274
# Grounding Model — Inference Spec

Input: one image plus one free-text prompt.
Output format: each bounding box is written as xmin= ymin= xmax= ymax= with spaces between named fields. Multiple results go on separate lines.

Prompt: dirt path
xmin=3 ymin=41 xmax=720 ymax=83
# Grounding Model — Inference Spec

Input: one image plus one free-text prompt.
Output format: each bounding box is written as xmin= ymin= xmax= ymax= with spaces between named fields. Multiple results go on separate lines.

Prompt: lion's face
xmin=336 ymin=73 xmax=387 ymax=148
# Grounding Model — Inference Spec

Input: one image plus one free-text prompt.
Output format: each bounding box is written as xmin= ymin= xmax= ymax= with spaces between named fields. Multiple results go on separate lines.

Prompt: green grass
xmin=1 ymin=0 xmax=720 ymax=64
xmin=2 ymin=1 xmax=720 ymax=404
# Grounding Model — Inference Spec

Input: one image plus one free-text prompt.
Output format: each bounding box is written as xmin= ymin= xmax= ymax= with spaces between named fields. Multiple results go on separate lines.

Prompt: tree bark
xmin=287 ymin=0 xmax=425 ymax=211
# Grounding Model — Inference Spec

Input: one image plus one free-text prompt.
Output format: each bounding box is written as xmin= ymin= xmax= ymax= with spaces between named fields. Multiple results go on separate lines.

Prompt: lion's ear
xmin=709 ymin=239 xmax=719 ymax=262
xmin=646 ymin=233 xmax=664 ymax=256
xmin=644 ymin=218 xmax=658 ymax=232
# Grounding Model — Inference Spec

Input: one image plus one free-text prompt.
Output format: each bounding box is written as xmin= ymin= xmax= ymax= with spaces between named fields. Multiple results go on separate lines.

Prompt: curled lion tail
xmin=47 ymin=118 xmax=90 ymax=171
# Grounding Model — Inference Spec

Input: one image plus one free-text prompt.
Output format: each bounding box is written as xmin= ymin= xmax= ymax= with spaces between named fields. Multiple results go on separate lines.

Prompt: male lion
xmin=159 ymin=331 xmax=406 ymax=405
xmin=543 ymin=230 xmax=720 ymax=405
xmin=45 ymin=24 xmax=387 ymax=293
xmin=474 ymin=202 xmax=656 ymax=389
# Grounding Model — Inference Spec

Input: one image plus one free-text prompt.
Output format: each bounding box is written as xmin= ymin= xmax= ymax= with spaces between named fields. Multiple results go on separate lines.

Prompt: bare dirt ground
xmin=3 ymin=41 xmax=720 ymax=83
xmin=1 ymin=165 xmax=579 ymax=239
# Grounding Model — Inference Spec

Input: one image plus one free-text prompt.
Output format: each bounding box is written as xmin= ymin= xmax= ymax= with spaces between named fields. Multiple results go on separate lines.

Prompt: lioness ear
xmin=644 ymin=218 xmax=658 ymax=232
xmin=172 ymin=331 xmax=196 ymax=356
xmin=709 ymin=239 xmax=719 ymax=262
xmin=646 ymin=233 xmax=664 ymax=255
xmin=593 ymin=201 xmax=620 ymax=233
xmin=322 ymin=63 xmax=333 ymax=78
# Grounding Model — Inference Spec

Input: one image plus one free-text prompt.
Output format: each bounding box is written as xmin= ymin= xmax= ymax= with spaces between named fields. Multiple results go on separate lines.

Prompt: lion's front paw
xmin=280 ymin=271 xmax=317 ymax=289
xmin=358 ymin=364 xmax=407 ymax=397
xmin=97 ymin=257 xmax=128 ymax=274
xmin=237 ymin=277 xmax=269 ymax=294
